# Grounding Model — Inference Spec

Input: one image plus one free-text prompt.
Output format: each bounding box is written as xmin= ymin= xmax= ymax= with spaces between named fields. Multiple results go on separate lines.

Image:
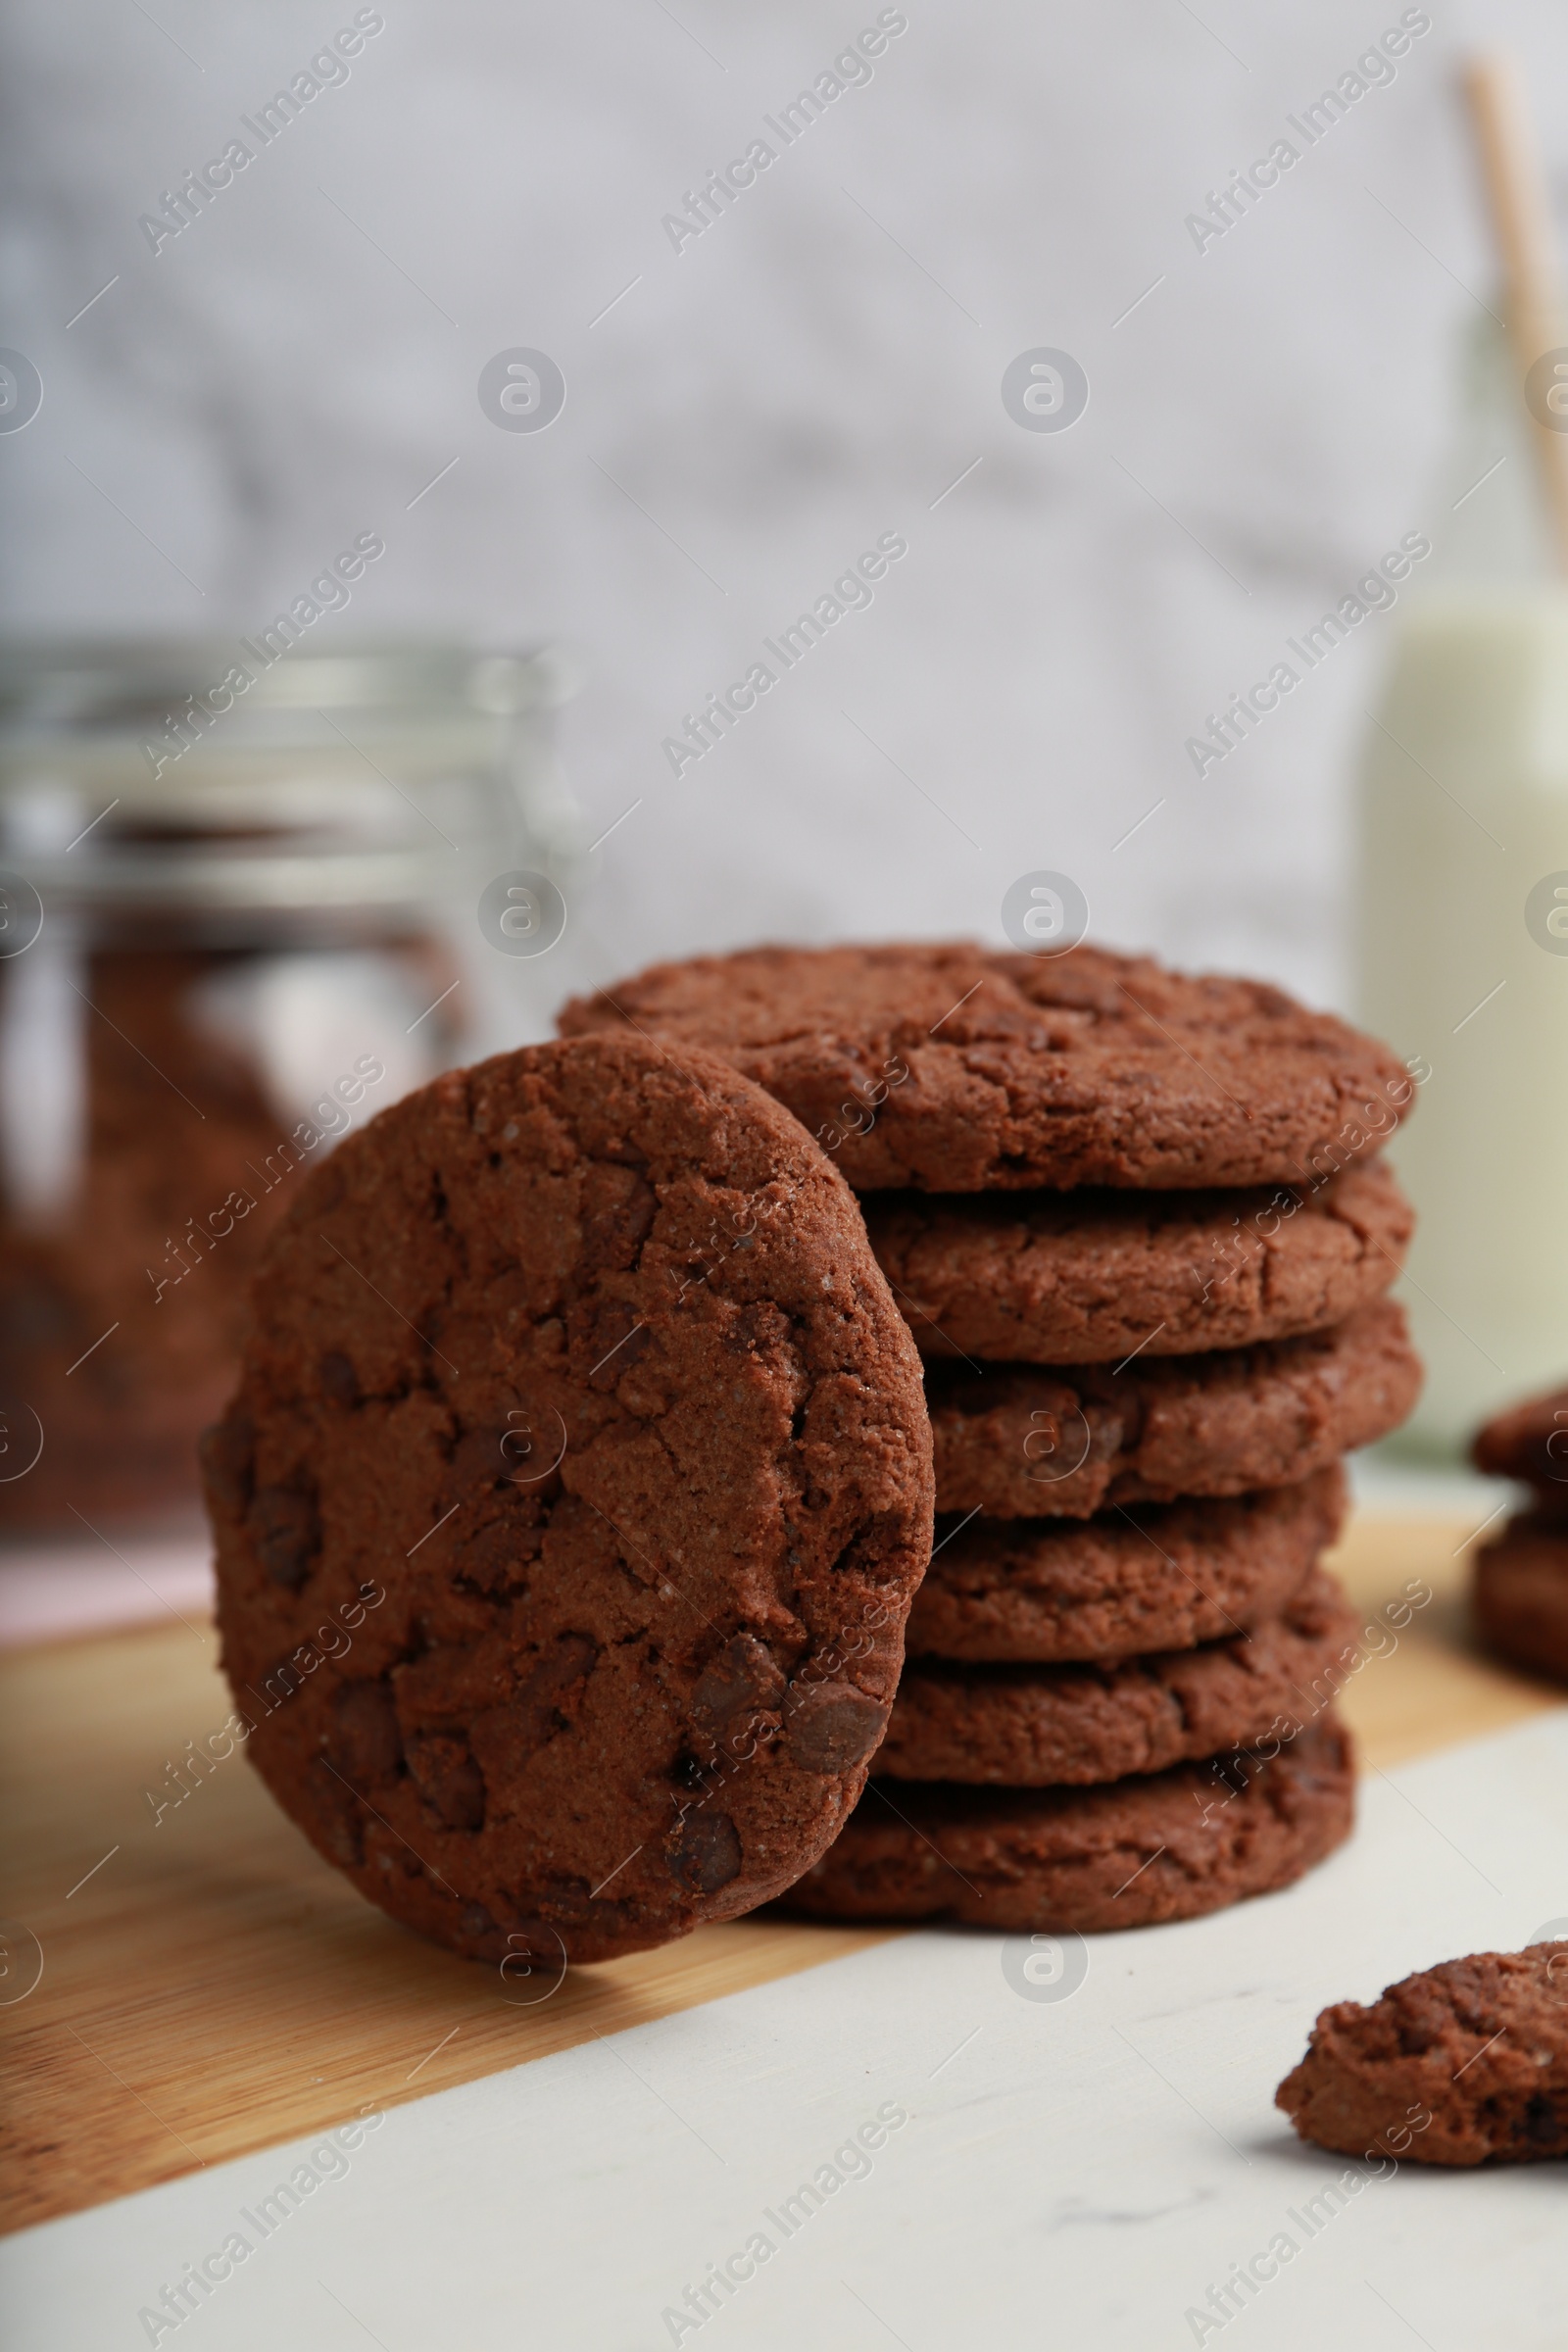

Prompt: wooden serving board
xmin=1 ymin=1508 xmax=1560 ymax=2236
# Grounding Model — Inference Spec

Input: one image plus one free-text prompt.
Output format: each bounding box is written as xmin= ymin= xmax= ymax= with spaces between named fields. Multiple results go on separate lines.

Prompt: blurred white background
xmin=3 ymin=0 xmax=1563 ymax=1035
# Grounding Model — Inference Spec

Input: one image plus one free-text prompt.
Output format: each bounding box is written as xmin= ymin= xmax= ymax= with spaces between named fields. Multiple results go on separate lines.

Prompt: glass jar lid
xmin=0 ymin=637 xmax=584 ymax=927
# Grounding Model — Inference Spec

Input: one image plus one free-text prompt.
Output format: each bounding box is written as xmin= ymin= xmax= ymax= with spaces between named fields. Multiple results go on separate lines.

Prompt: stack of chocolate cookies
xmin=1472 ymin=1385 xmax=1568 ymax=1683
xmin=562 ymin=941 xmax=1424 ymax=1933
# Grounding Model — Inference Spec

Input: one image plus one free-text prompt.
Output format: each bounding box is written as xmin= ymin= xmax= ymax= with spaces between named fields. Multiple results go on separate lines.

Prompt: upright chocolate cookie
xmin=881 ymin=1568 xmax=1357 ymax=1785
xmin=205 ymin=1034 xmax=934 ymax=1966
xmin=928 ymin=1299 xmax=1421 ymax=1517
xmin=1473 ymin=1383 xmax=1568 ymax=1507
xmin=1278 ymin=1944 xmax=1568 ymax=2164
xmin=559 ymin=942 xmax=1413 ymax=1193
xmin=868 ymin=1159 xmax=1411 ymax=1364
xmin=784 ymin=1715 xmax=1355 ymax=1930
xmin=1472 ymin=1515 xmax=1568 ymax=1683
xmin=909 ymin=1468 xmax=1346 ymax=1664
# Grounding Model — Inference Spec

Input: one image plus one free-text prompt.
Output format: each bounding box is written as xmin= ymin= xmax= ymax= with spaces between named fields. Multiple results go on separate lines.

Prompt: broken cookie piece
xmin=1277 ymin=1943 xmax=1568 ymax=2165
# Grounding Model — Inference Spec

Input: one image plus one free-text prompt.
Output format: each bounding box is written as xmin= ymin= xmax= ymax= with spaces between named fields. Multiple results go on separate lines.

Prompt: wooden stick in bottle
xmin=1464 ymin=52 xmax=1568 ymax=576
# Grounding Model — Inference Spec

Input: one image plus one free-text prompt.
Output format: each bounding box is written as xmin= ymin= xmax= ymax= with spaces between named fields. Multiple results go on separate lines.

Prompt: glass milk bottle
xmin=1358 ymin=317 xmax=1568 ymax=1453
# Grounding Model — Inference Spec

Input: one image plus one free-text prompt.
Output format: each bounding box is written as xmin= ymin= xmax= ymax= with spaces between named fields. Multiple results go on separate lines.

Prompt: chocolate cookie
xmin=1473 ymin=1383 xmax=1568 ymax=1506
xmin=880 ymin=1568 xmax=1356 ymax=1785
xmin=558 ymin=942 xmax=1412 ymax=1194
xmin=908 ymin=1469 xmax=1346 ymax=1664
xmin=928 ymin=1299 xmax=1421 ymax=1518
xmin=205 ymin=1034 xmax=934 ymax=1967
xmin=868 ymin=1159 xmax=1411 ymax=1364
xmin=784 ymin=1715 xmax=1354 ymax=1930
xmin=1473 ymin=1516 xmax=1568 ymax=1683
xmin=1277 ymin=1944 xmax=1568 ymax=2165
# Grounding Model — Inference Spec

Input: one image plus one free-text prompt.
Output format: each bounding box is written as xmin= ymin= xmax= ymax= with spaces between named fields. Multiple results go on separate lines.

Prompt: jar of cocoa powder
xmin=0 ymin=640 xmax=581 ymax=1532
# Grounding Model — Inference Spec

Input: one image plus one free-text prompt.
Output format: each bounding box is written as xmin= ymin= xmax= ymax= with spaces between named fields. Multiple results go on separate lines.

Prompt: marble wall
xmin=3 ymin=0 xmax=1563 ymax=1035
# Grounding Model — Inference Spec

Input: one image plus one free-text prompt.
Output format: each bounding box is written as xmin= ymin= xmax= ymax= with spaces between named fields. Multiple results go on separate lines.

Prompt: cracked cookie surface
xmin=205 ymin=1033 xmax=933 ymax=1964
xmin=559 ymin=941 xmax=1413 ymax=1193
xmin=865 ymin=1159 xmax=1411 ymax=1363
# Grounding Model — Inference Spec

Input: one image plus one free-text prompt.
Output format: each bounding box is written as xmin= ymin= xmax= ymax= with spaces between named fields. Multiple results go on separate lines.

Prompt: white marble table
xmin=6 ymin=1710 xmax=1564 ymax=2351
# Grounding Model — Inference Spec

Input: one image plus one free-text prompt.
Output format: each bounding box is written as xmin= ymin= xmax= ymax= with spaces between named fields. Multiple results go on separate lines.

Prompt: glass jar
xmin=0 ymin=638 xmax=582 ymax=1532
